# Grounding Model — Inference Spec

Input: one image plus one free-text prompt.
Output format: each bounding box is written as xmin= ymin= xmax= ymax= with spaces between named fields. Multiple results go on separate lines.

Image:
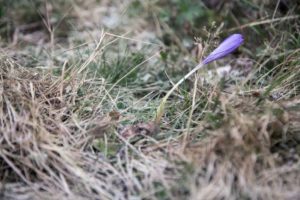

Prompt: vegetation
xmin=0 ymin=0 xmax=299 ymax=199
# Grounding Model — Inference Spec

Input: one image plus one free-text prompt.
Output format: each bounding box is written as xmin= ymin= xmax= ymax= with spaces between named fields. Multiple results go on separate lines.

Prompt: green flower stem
xmin=155 ymin=62 xmax=205 ymax=124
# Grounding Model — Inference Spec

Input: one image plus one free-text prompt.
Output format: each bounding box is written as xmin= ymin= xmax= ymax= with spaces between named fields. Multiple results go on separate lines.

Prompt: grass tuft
xmin=0 ymin=0 xmax=300 ymax=199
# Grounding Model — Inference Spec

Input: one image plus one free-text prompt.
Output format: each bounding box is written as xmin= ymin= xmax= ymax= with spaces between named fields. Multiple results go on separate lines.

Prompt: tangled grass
xmin=0 ymin=58 xmax=183 ymax=199
xmin=185 ymin=102 xmax=300 ymax=199
xmin=0 ymin=0 xmax=300 ymax=199
xmin=1 ymin=51 xmax=300 ymax=200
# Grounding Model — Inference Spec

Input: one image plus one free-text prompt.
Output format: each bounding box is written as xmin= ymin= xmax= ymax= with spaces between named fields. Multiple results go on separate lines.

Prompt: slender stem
xmin=155 ymin=62 xmax=205 ymax=124
xmin=184 ymin=70 xmax=199 ymax=145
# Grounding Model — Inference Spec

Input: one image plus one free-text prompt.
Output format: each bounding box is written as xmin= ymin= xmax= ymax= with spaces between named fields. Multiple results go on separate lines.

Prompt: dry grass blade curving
xmin=0 ymin=58 xmax=117 ymax=199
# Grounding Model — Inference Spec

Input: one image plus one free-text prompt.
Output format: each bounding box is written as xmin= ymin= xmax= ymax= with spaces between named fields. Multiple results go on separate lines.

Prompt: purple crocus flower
xmin=155 ymin=33 xmax=244 ymax=124
xmin=202 ymin=34 xmax=244 ymax=64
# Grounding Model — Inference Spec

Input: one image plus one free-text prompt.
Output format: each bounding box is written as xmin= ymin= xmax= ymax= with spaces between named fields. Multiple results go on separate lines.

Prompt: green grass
xmin=0 ymin=0 xmax=300 ymax=199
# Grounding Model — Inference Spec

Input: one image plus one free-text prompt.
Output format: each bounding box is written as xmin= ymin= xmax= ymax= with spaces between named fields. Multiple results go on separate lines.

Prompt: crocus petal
xmin=202 ymin=34 xmax=244 ymax=64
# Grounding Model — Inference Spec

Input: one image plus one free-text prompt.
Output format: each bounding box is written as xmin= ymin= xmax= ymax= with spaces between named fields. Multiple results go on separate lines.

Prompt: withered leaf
xmin=119 ymin=121 xmax=159 ymax=139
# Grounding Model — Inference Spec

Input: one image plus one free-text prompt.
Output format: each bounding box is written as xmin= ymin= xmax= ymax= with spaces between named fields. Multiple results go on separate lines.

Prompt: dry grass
xmin=1 ymin=49 xmax=300 ymax=200
xmin=0 ymin=0 xmax=300 ymax=200
xmin=185 ymin=98 xmax=300 ymax=199
xmin=0 ymin=57 xmax=177 ymax=199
